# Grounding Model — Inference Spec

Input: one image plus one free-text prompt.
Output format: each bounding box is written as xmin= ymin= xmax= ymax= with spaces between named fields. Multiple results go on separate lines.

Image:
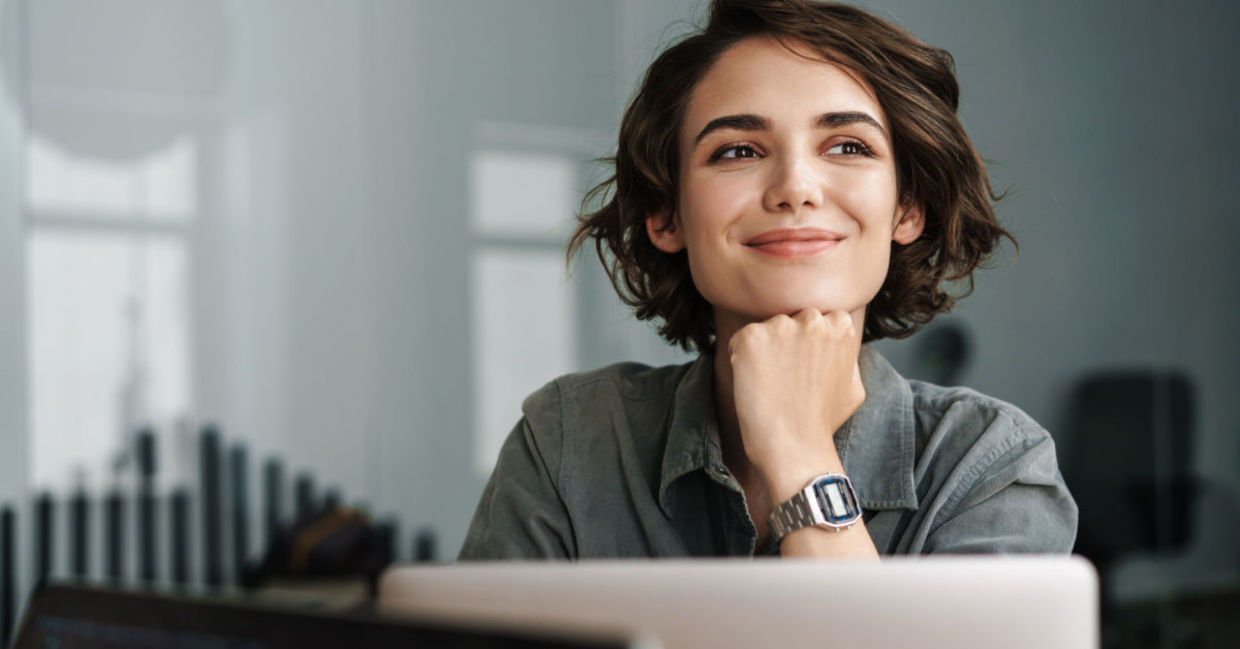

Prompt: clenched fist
xmin=727 ymin=308 xmax=865 ymax=496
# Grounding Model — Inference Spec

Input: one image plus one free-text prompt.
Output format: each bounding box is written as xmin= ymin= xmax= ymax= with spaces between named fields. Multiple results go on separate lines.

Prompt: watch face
xmin=814 ymin=476 xmax=860 ymax=525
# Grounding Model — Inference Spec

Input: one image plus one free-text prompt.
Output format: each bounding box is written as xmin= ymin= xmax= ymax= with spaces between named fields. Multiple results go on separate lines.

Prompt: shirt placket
xmin=704 ymin=463 xmax=758 ymax=556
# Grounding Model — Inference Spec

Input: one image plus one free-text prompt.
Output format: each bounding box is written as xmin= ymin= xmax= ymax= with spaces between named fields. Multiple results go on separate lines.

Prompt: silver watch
xmin=768 ymin=473 xmax=862 ymax=543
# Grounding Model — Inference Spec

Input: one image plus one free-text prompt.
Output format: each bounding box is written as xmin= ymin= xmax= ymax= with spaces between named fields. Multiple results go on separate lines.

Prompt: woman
xmin=460 ymin=0 xmax=1076 ymax=559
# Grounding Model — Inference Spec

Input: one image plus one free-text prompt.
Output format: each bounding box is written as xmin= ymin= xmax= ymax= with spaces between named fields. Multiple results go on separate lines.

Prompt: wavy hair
xmin=569 ymin=0 xmax=1014 ymax=352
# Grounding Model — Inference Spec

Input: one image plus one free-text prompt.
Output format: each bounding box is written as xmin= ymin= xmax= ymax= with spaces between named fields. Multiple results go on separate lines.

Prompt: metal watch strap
xmin=768 ymin=489 xmax=817 ymax=543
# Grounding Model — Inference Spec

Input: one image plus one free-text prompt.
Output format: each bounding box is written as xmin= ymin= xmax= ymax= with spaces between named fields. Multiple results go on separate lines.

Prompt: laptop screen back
xmin=380 ymin=557 xmax=1099 ymax=649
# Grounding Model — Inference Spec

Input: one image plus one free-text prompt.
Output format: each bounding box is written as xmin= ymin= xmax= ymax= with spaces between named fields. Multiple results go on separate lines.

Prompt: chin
xmin=759 ymin=285 xmax=863 ymax=316
xmin=745 ymin=295 xmax=860 ymax=320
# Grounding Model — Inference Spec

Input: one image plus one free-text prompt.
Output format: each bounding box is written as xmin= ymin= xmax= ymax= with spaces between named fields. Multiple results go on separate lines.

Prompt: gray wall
xmin=868 ymin=0 xmax=1240 ymax=501
xmin=864 ymin=0 xmax=1240 ymax=596
xmin=0 ymin=0 xmax=1236 ymax=600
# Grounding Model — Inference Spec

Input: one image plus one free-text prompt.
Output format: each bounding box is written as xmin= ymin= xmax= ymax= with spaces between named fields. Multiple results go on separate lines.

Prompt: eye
xmin=825 ymin=140 xmax=874 ymax=157
xmin=709 ymin=143 xmax=762 ymax=162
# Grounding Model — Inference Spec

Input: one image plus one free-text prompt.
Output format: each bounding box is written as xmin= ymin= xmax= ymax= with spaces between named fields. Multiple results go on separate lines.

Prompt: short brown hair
xmin=569 ymin=0 xmax=1013 ymax=352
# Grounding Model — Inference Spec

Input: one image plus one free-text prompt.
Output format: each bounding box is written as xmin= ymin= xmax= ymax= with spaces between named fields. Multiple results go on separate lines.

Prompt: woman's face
xmin=647 ymin=35 xmax=924 ymax=334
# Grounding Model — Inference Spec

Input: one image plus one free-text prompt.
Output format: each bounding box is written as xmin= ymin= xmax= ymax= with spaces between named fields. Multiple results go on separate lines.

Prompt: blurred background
xmin=0 ymin=0 xmax=1237 ymax=645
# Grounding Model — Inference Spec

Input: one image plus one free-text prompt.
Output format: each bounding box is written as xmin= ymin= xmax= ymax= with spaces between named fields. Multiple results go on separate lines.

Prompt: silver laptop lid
xmin=380 ymin=556 xmax=1098 ymax=649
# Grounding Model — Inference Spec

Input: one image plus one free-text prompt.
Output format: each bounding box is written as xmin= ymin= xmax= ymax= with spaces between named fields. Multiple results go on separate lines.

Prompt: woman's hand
xmin=728 ymin=308 xmax=865 ymax=499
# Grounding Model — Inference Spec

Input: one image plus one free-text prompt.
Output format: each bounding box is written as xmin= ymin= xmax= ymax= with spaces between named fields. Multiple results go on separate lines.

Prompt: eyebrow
xmin=692 ymin=111 xmax=888 ymax=145
xmin=816 ymin=111 xmax=888 ymax=138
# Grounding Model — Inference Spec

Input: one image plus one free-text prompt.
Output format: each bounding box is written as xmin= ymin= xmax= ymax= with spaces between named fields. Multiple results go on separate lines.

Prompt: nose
xmin=762 ymin=153 xmax=823 ymax=214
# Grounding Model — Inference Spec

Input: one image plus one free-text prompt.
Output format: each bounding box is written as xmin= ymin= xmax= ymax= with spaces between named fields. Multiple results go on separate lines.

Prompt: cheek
xmin=678 ymin=176 xmax=746 ymax=245
xmin=834 ymin=168 xmax=900 ymax=235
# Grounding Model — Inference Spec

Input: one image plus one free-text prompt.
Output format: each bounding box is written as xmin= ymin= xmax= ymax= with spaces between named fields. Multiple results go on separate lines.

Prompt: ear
xmin=645 ymin=210 xmax=686 ymax=253
xmin=892 ymin=204 xmax=925 ymax=245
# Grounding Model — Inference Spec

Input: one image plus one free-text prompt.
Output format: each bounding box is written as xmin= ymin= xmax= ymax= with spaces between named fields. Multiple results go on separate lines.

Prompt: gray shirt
xmin=459 ymin=345 xmax=1077 ymax=559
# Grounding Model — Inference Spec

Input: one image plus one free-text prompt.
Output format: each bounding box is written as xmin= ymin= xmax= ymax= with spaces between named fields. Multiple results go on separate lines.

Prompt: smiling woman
xmin=651 ymin=36 xmax=920 ymax=343
xmin=459 ymin=0 xmax=1077 ymax=560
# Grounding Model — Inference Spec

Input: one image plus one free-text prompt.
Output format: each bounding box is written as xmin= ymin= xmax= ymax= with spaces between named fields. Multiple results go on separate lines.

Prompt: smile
xmin=743 ymin=228 xmax=844 ymax=258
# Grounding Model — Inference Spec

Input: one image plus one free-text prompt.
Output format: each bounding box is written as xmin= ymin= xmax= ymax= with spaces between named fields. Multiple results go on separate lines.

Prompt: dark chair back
xmin=1064 ymin=370 xmax=1196 ymax=569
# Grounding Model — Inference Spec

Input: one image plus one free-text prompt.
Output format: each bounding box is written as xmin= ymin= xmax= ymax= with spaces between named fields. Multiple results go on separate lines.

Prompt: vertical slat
xmin=170 ymin=489 xmax=190 ymax=588
xmin=263 ymin=458 xmax=283 ymax=547
xmin=105 ymin=491 xmax=124 ymax=584
xmin=200 ymin=425 xmax=222 ymax=590
xmin=33 ymin=492 xmax=54 ymax=586
xmin=414 ymin=528 xmax=437 ymax=563
xmin=322 ymin=488 xmax=341 ymax=511
xmin=230 ymin=445 xmax=249 ymax=585
xmin=137 ymin=428 xmax=158 ymax=584
xmin=70 ymin=489 xmax=89 ymax=579
xmin=1 ymin=506 xmax=14 ymax=646
xmin=294 ymin=473 xmax=315 ymax=521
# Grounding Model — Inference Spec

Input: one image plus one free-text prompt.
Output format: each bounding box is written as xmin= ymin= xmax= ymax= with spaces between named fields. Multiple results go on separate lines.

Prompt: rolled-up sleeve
xmin=924 ymin=419 xmax=1078 ymax=554
xmin=458 ymin=386 xmax=577 ymax=560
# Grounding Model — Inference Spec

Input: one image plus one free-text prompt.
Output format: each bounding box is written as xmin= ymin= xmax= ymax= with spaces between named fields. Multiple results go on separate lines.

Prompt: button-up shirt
xmin=459 ymin=345 xmax=1077 ymax=559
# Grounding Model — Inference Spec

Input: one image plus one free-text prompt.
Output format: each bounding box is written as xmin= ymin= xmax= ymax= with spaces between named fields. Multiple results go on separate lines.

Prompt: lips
xmin=744 ymin=228 xmax=844 ymax=258
xmin=744 ymin=228 xmax=844 ymax=246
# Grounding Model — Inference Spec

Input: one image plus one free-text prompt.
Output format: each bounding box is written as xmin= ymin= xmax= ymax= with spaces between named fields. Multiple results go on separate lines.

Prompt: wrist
xmin=760 ymin=454 xmax=845 ymax=504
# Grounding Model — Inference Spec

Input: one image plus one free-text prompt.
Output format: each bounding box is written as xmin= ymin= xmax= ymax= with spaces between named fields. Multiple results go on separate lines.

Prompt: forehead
xmin=683 ymin=36 xmax=886 ymax=140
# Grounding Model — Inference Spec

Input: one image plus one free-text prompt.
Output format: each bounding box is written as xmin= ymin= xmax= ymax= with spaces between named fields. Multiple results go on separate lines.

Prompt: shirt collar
xmin=657 ymin=345 xmax=919 ymax=517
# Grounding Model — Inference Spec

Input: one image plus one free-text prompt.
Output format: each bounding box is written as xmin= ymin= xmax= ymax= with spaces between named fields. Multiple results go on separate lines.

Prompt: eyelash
xmin=707 ymin=139 xmax=876 ymax=163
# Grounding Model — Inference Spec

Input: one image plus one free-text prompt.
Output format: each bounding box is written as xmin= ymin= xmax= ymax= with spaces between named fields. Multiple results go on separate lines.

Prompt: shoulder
xmin=908 ymin=380 xmax=1045 ymax=443
xmin=900 ymin=382 xmax=1077 ymax=553
xmin=521 ymin=360 xmax=694 ymax=417
xmin=517 ymin=360 xmax=695 ymax=450
xmin=907 ymin=380 xmax=1067 ymax=506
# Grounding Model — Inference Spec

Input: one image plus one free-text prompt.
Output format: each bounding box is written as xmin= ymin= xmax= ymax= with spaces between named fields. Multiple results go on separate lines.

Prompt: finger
xmin=839 ymin=311 xmax=864 ymax=350
xmin=793 ymin=308 xmax=821 ymax=325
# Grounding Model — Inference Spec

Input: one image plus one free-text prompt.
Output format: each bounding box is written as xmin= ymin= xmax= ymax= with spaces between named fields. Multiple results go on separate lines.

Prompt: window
xmin=26 ymin=131 xmax=196 ymax=491
xmin=468 ymin=123 xmax=603 ymax=476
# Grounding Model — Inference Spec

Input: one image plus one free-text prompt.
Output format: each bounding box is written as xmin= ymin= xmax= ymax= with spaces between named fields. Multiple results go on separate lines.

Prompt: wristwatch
xmin=767 ymin=473 xmax=862 ymax=543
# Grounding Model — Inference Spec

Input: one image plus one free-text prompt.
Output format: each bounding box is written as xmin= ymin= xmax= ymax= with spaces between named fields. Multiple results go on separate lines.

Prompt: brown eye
xmin=710 ymin=144 xmax=760 ymax=162
xmin=826 ymin=140 xmax=873 ymax=156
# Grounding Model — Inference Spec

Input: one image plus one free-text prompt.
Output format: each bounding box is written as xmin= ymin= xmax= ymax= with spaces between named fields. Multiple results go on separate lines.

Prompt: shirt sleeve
xmin=458 ymin=412 xmax=577 ymax=560
xmin=923 ymin=417 xmax=1079 ymax=554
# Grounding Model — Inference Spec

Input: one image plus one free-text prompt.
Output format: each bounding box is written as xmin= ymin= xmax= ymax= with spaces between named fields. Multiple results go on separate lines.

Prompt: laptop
xmin=9 ymin=582 xmax=652 ymax=649
xmin=379 ymin=556 xmax=1099 ymax=649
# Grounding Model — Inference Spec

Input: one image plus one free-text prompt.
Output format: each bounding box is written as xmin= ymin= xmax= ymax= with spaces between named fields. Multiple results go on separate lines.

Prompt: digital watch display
xmin=813 ymin=474 xmax=861 ymax=525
